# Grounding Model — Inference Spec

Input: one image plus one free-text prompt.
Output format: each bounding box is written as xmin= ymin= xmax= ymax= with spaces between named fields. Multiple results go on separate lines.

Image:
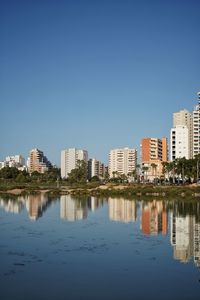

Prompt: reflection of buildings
xmin=170 ymin=208 xmax=200 ymax=267
xmin=60 ymin=195 xmax=88 ymax=221
xmin=88 ymin=197 xmax=104 ymax=212
xmin=194 ymin=222 xmax=200 ymax=267
xmin=141 ymin=201 xmax=168 ymax=235
xmin=108 ymin=198 xmax=137 ymax=223
xmin=26 ymin=193 xmax=50 ymax=221
xmin=171 ymin=214 xmax=193 ymax=263
xmin=0 ymin=196 xmax=25 ymax=214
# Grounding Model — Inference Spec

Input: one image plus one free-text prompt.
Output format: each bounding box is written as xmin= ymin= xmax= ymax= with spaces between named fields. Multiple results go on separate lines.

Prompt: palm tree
xmin=142 ymin=166 xmax=149 ymax=183
xmin=151 ymin=163 xmax=157 ymax=183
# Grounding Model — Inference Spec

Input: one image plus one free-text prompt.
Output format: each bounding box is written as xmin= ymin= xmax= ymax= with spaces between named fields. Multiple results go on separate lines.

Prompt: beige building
xmin=109 ymin=147 xmax=137 ymax=178
xmin=28 ymin=148 xmax=52 ymax=173
xmin=172 ymin=109 xmax=193 ymax=159
xmin=88 ymin=158 xmax=105 ymax=180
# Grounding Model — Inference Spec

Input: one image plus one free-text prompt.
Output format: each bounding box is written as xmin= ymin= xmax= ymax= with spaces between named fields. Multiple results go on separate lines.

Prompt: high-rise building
xmin=170 ymin=125 xmax=189 ymax=161
xmin=141 ymin=137 xmax=168 ymax=181
xmin=28 ymin=148 xmax=52 ymax=173
xmin=171 ymin=92 xmax=200 ymax=159
xmin=61 ymin=148 xmax=88 ymax=179
xmin=174 ymin=109 xmax=193 ymax=159
xmin=88 ymin=158 xmax=105 ymax=180
xmin=171 ymin=109 xmax=193 ymax=159
xmin=141 ymin=137 xmax=168 ymax=162
xmin=192 ymin=92 xmax=200 ymax=157
xmin=109 ymin=147 xmax=137 ymax=178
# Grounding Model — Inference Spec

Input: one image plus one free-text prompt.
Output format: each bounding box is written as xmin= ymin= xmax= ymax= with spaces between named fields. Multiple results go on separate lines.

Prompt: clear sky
xmin=1 ymin=0 xmax=200 ymax=165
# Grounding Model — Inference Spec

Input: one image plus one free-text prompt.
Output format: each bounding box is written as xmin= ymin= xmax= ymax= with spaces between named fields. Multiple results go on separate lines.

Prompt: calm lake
xmin=0 ymin=194 xmax=200 ymax=300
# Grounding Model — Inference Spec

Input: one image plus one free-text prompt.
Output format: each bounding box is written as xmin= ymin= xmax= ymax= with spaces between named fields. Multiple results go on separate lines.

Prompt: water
xmin=0 ymin=193 xmax=200 ymax=300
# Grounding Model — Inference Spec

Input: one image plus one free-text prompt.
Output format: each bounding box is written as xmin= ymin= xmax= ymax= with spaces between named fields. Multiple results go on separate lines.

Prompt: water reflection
xmin=60 ymin=196 xmax=105 ymax=221
xmin=141 ymin=200 xmax=168 ymax=235
xmin=108 ymin=198 xmax=137 ymax=223
xmin=171 ymin=202 xmax=200 ymax=267
xmin=0 ymin=194 xmax=200 ymax=268
xmin=0 ymin=193 xmax=56 ymax=221
xmin=60 ymin=195 xmax=88 ymax=221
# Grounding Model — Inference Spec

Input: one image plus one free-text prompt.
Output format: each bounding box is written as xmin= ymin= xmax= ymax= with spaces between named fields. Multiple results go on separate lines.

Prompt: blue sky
xmin=1 ymin=0 xmax=200 ymax=165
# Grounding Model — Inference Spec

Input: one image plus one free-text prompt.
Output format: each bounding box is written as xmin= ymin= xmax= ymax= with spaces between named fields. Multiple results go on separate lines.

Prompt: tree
xmin=142 ymin=166 xmax=149 ymax=182
xmin=16 ymin=173 xmax=27 ymax=183
xmin=90 ymin=176 xmax=100 ymax=182
xmin=67 ymin=160 xmax=87 ymax=183
xmin=0 ymin=167 xmax=19 ymax=180
xmin=151 ymin=163 xmax=157 ymax=184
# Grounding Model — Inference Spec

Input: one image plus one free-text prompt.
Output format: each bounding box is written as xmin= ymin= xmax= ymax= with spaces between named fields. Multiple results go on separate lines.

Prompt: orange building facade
xmin=141 ymin=137 xmax=168 ymax=182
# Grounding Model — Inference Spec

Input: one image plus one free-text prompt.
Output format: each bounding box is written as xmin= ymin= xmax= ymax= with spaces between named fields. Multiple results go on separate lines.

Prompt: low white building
xmin=0 ymin=155 xmax=26 ymax=170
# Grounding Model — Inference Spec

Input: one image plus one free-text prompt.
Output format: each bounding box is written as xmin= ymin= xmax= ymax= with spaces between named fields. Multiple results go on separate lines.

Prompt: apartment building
xmin=174 ymin=109 xmax=193 ymax=159
xmin=141 ymin=137 xmax=168 ymax=181
xmin=109 ymin=147 xmax=137 ymax=178
xmin=0 ymin=155 xmax=26 ymax=170
xmin=171 ymin=92 xmax=200 ymax=159
xmin=193 ymin=92 xmax=200 ymax=157
xmin=141 ymin=137 xmax=168 ymax=162
xmin=28 ymin=148 xmax=52 ymax=173
xmin=170 ymin=125 xmax=189 ymax=161
xmin=88 ymin=158 xmax=105 ymax=180
xmin=61 ymin=148 xmax=88 ymax=179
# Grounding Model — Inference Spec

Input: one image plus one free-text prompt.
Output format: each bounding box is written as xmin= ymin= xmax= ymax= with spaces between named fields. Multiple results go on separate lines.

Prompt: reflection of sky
xmin=0 ymin=195 xmax=200 ymax=299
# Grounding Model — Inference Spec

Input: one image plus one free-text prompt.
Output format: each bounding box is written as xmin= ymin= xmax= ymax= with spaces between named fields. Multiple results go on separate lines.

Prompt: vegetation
xmin=162 ymin=155 xmax=200 ymax=183
xmin=67 ymin=160 xmax=87 ymax=184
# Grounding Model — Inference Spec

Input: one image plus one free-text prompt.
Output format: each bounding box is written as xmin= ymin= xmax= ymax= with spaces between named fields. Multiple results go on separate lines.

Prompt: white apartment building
xmin=173 ymin=109 xmax=193 ymax=158
xmin=61 ymin=148 xmax=88 ymax=179
xmin=193 ymin=92 xmax=200 ymax=157
xmin=109 ymin=147 xmax=137 ymax=177
xmin=170 ymin=125 xmax=189 ymax=161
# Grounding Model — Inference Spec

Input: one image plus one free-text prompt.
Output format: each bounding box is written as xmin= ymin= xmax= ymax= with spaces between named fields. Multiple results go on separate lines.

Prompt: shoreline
xmin=1 ymin=183 xmax=200 ymax=199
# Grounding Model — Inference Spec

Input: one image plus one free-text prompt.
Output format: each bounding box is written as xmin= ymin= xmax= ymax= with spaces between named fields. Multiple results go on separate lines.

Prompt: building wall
xmin=173 ymin=109 xmax=193 ymax=158
xmin=170 ymin=126 xmax=189 ymax=161
xmin=61 ymin=148 xmax=88 ymax=179
xmin=193 ymin=92 xmax=200 ymax=157
xmin=109 ymin=148 xmax=137 ymax=177
xmin=88 ymin=158 xmax=105 ymax=179
xmin=141 ymin=138 xmax=168 ymax=162
xmin=28 ymin=148 xmax=51 ymax=173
